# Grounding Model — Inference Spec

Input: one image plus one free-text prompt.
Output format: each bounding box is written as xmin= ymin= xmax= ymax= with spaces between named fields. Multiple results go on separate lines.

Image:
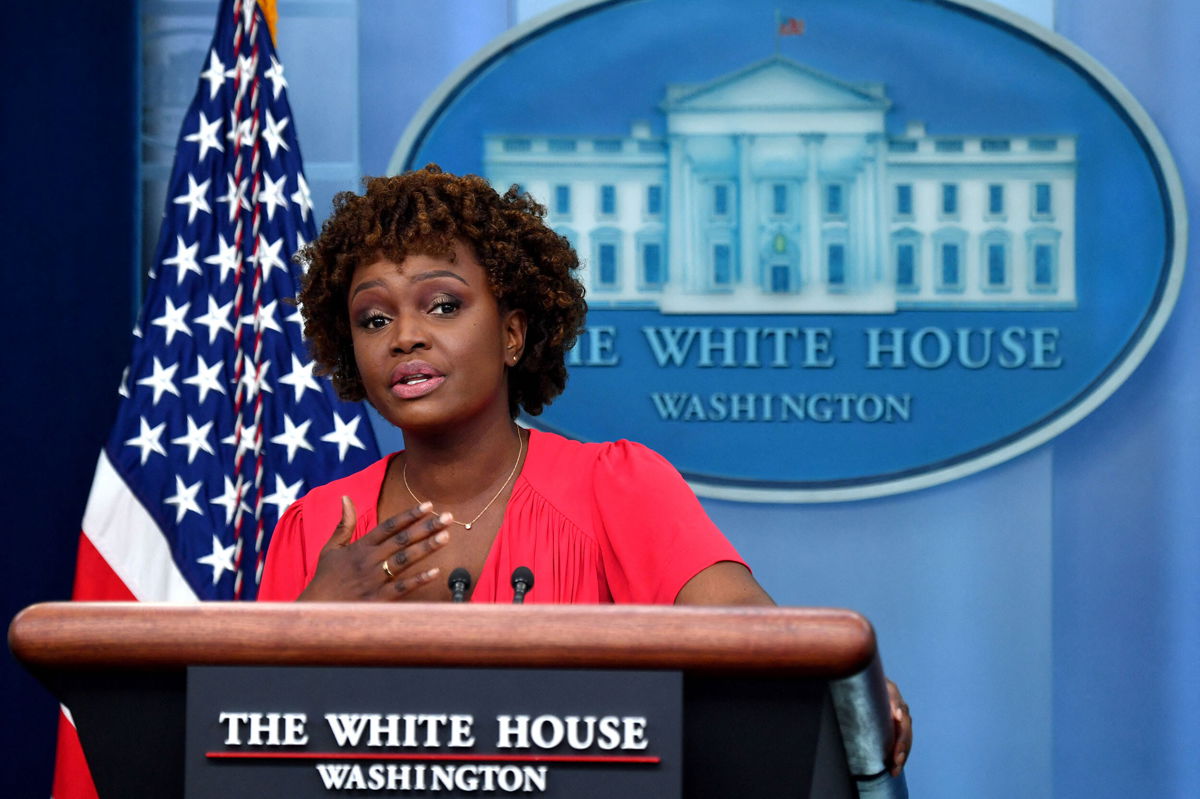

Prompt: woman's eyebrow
xmin=411 ymin=269 xmax=469 ymax=286
xmin=349 ymin=279 xmax=385 ymax=299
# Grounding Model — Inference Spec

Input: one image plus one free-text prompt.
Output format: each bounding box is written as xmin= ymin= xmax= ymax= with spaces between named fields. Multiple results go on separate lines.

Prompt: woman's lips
xmin=390 ymin=362 xmax=446 ymax=399
xmin=390 ymin=374 xmax=445 ymax=399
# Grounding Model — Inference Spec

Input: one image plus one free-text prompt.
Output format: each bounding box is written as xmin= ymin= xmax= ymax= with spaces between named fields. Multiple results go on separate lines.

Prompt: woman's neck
xmin=398 ymin=410 xmax=525 ymax=506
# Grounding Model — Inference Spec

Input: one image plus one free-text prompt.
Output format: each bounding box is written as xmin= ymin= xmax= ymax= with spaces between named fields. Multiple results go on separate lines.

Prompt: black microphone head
xmin=448 ymin=567 xmax=472 ymax=591
xmin=510 ymin=566 xmax=534 ymax=589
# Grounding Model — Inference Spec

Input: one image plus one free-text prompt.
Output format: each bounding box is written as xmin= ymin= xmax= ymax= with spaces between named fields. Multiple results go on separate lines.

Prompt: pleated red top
xmin=258 ymin=429 xmax=744 ymax=604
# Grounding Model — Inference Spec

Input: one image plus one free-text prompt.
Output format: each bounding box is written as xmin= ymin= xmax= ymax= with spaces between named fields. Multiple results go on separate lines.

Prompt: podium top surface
xmin=10 ymin=602 xmax=876 ymax=677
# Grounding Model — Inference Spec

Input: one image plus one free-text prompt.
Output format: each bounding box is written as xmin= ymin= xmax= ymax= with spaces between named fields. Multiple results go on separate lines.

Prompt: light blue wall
xmin=1052 ymin=2 xmax=1199 ymax=796
xmin=140 ymin=2 xmax=1195 ymax=796
xmin=712 ymin=449 xmax=1055 ymax=794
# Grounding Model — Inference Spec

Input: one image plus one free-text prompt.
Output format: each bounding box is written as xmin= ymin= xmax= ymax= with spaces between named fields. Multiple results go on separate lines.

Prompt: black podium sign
xmin=186 ymin=666 xmax=682 ymax=798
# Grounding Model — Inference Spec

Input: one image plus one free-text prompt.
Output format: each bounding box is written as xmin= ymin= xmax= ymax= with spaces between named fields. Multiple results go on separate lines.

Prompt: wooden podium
xmin=9 ymin=603 xmax=907 ymax=798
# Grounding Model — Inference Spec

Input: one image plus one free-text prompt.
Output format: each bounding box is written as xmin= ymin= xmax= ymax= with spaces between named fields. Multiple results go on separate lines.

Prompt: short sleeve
xmin=256 ymin=500 xmax=310 ymax=601
xmin=592 ymin=441 xmax=745 ymax=604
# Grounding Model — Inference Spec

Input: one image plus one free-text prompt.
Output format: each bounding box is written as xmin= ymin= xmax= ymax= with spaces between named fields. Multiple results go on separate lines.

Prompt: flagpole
xmin=774 ymin=9 xmax=781 ymax=55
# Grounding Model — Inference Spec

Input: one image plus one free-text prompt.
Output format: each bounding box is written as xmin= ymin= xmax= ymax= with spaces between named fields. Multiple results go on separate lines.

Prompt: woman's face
xmin=347 ymin=241 xmax=526 ymax=433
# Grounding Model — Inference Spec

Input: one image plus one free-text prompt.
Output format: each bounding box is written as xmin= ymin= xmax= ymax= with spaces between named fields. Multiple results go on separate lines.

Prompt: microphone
xmin=448 ymin=568 xmax=472 ymax=603
xmin=510 ymin=566 xmax=534 ymax=604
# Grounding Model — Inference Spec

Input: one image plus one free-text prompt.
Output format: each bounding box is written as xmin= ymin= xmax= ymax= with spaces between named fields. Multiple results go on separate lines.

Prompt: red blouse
xmin=257 ymin=429 xmax=744 ymax=603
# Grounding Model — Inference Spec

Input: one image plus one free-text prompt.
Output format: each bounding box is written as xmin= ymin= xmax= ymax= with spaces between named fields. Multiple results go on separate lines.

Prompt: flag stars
xmin=240 ymin=299 xmax=283 ymax=337
xmin=199 ymin=49 xmax=227 ymax=100
xmin=193 ymin=295 xmax=235 ymax=344
xmin=197 ymin=534 xmax=237 ymax=586
xmin=252 ymin=234 xmax=287 ymax=280
xmin=183 ymin=354 xmax=226 ymax=403
xmin=278 ymin=354 xmax=321 ymax=403
xmin=202 ymin=234 xmax=242 ymax=284
xmin=171 ymin=416 xmax=215 ymax=463
xmin=258 ymin=171 xmax=288 ymax=221
xmin=226 ymin=112 xmax=255 ymax=149
xmin=263 ymin=474 xmax=304 ymax=516
xmin=222 ymin=421 xmax=262 ymax=461
xmin=173 ymin=174 xmax=212 ymax=224
xmin=211 ymin=476 xmax=252 ymax=526
xmin=321 ymin=412 xmax=367 ymax=461
xmin=264 ymin=54 xmax=288 ymax=100
xmin=225 ymin=52 xmax=256 ymax=90
xmin=271 ymin=413 xmax=314 ymax=463
xmin=164 ymin=475 xmax=205 ymax=524
xmin=291 ymin=173 xmax=313 ymax=222
xmin=217 ymin=176 xmax=250 ymax=225
xmin=136 ymin=356 xmax=181 ymax=405
xmin=151 ymin=296 xmax=192 ymax=345
xmin=261 ymin=110 xmax=290 ymax=157
xmin=184 ymin=110 xmax=223 ymax=162
xmin=162 ymin=235 xmax=202 ymax=284
xmin=124 ymin=416 xmax=167 ymax=464
xmin=236 ymin=355 xmax=273 ymax=400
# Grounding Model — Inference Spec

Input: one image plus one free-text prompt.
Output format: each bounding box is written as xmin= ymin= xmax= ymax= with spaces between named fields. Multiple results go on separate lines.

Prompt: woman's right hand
xmin=297 ymin=496 xmax=452 ymax=601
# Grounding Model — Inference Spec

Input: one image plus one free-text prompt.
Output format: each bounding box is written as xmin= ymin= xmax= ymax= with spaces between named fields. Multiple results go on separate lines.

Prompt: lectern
xmin=9 ymin=603 xmax=906 ymax=798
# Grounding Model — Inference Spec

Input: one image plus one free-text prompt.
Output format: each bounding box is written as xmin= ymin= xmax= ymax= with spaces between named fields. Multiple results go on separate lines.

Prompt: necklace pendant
xmin=464 ymin=523 xmax=472 ymax=530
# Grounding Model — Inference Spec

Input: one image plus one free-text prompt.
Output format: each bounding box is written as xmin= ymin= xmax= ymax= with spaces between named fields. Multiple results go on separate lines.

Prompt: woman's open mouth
xmin=390 ymin=363 xmax=446 ymax=399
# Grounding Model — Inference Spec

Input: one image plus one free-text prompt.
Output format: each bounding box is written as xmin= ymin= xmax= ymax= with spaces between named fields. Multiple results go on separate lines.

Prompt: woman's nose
xmin=390 ymin=313 xmax=428 ymax=353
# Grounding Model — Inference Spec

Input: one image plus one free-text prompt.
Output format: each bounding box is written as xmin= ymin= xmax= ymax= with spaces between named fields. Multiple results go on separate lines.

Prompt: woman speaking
xmin=257 ymin=165 xmax=910 ymax=770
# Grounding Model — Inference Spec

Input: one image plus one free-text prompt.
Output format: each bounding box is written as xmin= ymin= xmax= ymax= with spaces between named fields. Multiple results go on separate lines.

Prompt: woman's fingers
xmin=363 ymin=501 xmax=434 ymax=545
xmin=382 ymin=511 xmax=453 ymax=556
xmin=385 ymin=566 xmax=443 ymax=597
xmin=301 ymin=500 xmax=454 ymax=601
xmin=378 ymin=513 xmax=453 ymax=580
xmin=320 ymin=496 xmax=358 ymax=552
xmin=886 ymin=678 xmax=912 ymax=775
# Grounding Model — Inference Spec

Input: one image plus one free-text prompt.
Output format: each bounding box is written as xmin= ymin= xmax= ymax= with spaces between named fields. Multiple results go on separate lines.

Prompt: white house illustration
xmin=484 ymin=56 xmax=1076 ymax=314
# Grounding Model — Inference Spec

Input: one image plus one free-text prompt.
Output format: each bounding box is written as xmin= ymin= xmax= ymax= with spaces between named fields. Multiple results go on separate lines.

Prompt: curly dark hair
xmin=297 ymin=164 xmax=587 ymax=417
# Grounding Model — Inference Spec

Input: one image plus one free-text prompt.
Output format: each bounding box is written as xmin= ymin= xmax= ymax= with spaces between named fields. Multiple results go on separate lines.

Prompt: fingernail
xmin=419 ymin=501 xmax=433 ymax=512
xmin=434 ymin=531 xmax=449 ymax=544
xmin=427 ymin=567 xmax=440 ymax=578
xmin=438 ymin=512 xmax=452 ymax=525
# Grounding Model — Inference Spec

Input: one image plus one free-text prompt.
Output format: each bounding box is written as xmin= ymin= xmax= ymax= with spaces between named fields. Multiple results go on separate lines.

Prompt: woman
xmin=258 ymin=165 xmax=910 ymax=771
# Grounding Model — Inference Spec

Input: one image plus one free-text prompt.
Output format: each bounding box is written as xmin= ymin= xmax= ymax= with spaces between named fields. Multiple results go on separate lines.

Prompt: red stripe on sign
xmin=207 ymin=751 xmax=661 ymax=764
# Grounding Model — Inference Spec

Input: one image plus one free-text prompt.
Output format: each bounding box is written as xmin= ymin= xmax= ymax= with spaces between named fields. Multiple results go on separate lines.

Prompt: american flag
xmin=53 ymin=0 xmax=379 ymax=794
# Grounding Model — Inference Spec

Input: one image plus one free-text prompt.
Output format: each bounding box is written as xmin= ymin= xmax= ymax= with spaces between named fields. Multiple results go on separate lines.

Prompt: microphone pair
xmin=447 ymin=566 xmax=534 ymax=604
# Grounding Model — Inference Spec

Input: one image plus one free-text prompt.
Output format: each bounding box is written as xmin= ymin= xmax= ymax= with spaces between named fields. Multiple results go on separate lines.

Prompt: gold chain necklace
xmin=402 ymin=428 xmax=525 ymax=530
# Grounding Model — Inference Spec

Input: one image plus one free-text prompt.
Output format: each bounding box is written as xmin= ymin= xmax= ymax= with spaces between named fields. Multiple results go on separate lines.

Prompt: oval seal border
xmin=390 ymin=0 xmax=1187 ymax=503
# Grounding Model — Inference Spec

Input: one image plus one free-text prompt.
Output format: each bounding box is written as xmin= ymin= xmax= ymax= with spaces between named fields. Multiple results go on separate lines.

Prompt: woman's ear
xmin=503 ymin=308 xmax=528 ymax=365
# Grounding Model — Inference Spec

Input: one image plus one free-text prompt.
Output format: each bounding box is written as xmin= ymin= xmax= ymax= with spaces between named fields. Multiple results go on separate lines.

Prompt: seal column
xmin=803 ymin=133 xmax=826 ymax=295
xmin=737 ymin=133 xmax=756 ymax=292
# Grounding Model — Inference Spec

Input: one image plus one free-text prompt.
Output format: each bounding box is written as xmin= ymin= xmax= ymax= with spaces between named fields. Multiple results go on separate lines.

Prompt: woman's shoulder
xmin=524 ymin=429 xmax=687 ymax=509
xmin=527 ymin=429 xmax=673 ymax=473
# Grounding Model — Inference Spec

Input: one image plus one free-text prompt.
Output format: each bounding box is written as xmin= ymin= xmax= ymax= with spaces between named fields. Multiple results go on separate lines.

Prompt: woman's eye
xmin=430 ymin=297 xmax=461 ymax=315
xmin=359 ymin=313 xmax=390 ymax=330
